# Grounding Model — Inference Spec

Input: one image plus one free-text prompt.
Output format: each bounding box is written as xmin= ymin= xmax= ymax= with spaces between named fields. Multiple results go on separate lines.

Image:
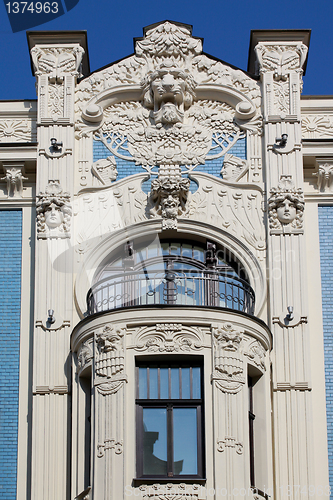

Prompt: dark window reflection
xmin=143 ymin=408 xmax=167 ymax=475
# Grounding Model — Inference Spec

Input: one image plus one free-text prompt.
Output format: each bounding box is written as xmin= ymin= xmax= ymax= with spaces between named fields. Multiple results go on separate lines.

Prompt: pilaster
xmin=251 ymin=31 xmax=315 ymax=498
xmin=27 ymin=31 xmax=88 ymax=500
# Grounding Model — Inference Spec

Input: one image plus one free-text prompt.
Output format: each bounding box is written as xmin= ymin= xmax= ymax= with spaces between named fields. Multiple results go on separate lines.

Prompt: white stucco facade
xmin=0 ymin=21 xmax=332 ymax=500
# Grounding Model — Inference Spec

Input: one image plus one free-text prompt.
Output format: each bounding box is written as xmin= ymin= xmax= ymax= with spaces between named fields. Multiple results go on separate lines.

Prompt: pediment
xmin=75 ymin=20 xmax=261 ymax=140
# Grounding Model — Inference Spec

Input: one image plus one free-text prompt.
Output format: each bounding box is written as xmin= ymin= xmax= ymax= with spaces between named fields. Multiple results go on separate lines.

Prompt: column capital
xmin=248 ymin=30 xmax=311 ymax=78
xmin=27 ymin=30 xmax=90 ymax=81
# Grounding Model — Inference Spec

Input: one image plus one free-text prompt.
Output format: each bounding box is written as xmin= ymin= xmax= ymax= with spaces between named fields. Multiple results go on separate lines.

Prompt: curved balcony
xmin=86 ymin=269 xmax=255 ymax=315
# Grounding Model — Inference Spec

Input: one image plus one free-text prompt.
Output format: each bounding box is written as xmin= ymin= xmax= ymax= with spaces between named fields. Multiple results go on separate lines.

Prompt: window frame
xmin=135 ymin=360 xmax=205 ymax=480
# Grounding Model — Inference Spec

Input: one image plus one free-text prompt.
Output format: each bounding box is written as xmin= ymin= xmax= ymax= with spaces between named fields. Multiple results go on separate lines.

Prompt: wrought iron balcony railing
xmin=87 ymin=270 xmax=255 ymax=315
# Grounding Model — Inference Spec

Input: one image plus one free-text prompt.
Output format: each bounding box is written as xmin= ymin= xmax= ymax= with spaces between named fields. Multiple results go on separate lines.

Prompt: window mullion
xmin=167 ymin=404 xmax=173 ymax=477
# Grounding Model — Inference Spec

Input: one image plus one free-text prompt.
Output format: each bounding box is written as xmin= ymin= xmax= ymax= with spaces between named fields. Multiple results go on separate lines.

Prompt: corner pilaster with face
xmin=36 ymin=180 xmax=72 ymax=238
xmin=268 ymin=175 xmax=304 ymax=234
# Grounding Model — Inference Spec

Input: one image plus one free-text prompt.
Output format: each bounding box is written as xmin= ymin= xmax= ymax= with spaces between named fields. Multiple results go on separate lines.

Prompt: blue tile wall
xmin=0 ymin=210 xmax=22 ymax=499
xmin=93 ymin=140 xmax=143 ymax=180
xmin=196 ymin=137 xmax=247 ymax=178
xmin=318 ymin=205 xmax=333 ymax=496
xmin=93 ymin=136 xmax=246 ymax=194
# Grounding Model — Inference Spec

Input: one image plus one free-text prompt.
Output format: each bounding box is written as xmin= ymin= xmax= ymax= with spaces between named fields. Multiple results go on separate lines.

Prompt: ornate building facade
xmin=0 ymin=21 xmax=332 ymax=500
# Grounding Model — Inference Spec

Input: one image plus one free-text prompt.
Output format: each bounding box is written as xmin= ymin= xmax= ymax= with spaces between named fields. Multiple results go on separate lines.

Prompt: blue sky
xmin=0 ymin=0 xmax=332 ymax=100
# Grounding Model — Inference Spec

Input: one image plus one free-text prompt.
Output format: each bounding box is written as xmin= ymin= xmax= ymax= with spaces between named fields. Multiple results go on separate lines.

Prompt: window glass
xmin=149 ymin=368 xmax=158 ymax=399
xmin=181 ymin=367 xmax=191 ymax=399
xmin=182 ymin=243 xmax=193 ymax=259
xmin=143 ymin=408 xmax=168 ymax=475
xmin=171 ymin=367 xmax=180 ymax=399
xmin=173 ymin=408 xmax=198 ymax=475
xmin=160 ymin=368 xmax=169 ymax=399
xmin=170 ymin=242 xmax=181 ymax=256
xmin=137 ymin=363 xmax=203 ymax=478
xmin=192 ymin=367 xmax=201 ymax=399
xmin=139 ymin=367 xmax=147 ymax=399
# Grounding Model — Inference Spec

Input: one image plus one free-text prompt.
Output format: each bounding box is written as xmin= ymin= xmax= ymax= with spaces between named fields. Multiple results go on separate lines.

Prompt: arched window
xmin=87 ymin=238 xmax=254 ymax=315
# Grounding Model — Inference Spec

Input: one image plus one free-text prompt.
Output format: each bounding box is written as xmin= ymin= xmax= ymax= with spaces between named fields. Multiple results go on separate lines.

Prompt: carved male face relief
xmin=221 ymin=161 xmax=238 ymax=181
xmin=144 ymin=65 xmax=195 ymax=125
xmin=161 ymin=193 xmax=179 ymax=219
xmin=45 ymin=203 xmax=64 ymax=229
xmin=276 ymin=198 xmax=297 ymax=224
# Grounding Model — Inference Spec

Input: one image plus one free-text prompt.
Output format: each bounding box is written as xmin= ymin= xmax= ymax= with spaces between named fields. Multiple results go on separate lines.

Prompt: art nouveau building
xmin=1 ymin=21 xmax=333 ymax=500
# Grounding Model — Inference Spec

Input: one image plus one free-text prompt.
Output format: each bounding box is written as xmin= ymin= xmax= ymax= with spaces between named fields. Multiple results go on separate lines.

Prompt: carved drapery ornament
xmin=36 ymin=181 xmax=72 ymax=238
xmin=211 ymin=323 xmax=245 ymax=394
xmin=268 ymin=175 xmax=304 ymax=234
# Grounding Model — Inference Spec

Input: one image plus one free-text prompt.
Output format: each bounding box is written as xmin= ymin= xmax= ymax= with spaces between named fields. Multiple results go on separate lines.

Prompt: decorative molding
xmin=34 ymin=385 xmax=69 ymax=395
xmin=1 ymin=165 xmax=28 ymax=198
xmin=35 ymin=317 xmax=70 ymax=332
xmin=220 ymin=154 xmax=249 ymax=182
xmin=273 ymin=80 xmax=290 ymax=114
xmin=95 ymin=324 xmax=125 ymax=378
xmin=211 ymin=323 xmax=245 ymax=394
xmin=31 ymin=45 xmax=85 ymax=82
xmin=135 ymin=323 xmax=203 ymax=352
xmin=138 ymin=483 xmax=202 ymax=500
xmin=75 ymin=20 xmax=261 ymax=186
xmin=272 ymin=313 xmax=308 ymax=328
xmin=149 ymin=176 xmax=190 ymax=229
xmin=38 ymin=147 xmax=72 ymax=159
xmin=244 ymin=339 xmax=266 ymax=371
xmin=77 ymin=339 xmax=93 ymax=375
xmin=255 ymin=43 xmax=308 ymax=80
xmin=97 ymin=439 xmax=123 ymax=458
xmin=74 ymin=174 xmax=148 ymax=251
xmin=302 ymin=114 xmax=333 ymax=139
xmin=89 ymin=100 xmax=247 ymax=169
xmin=185 ymin=172 xmax=266 ymax=257
xmin=75 ymin=21 xmax=261 ymax=124
xmin=95 ymin=375 xmax=128 ymax=395
xmin=217 ymin=437 xmax=243 ymax=454
xmin=0 ymin=118 xmax=36 ymax=142
xmin=273 ymin=382 xmax=311 ymax=392
xmin=313 ymin=161 xmax=333 ymax=192
xmin=92 ymin=156 xmax=118 ymax=186
xmin=36 ymin=181 xmax=72 ymax=239
xmin=142 ymin=62 xmax=196 ymax=126
xmin=48 ymin=83 xmax=64 ymax=118
xmin=268 ymin=175 xmax=304 ymax=234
